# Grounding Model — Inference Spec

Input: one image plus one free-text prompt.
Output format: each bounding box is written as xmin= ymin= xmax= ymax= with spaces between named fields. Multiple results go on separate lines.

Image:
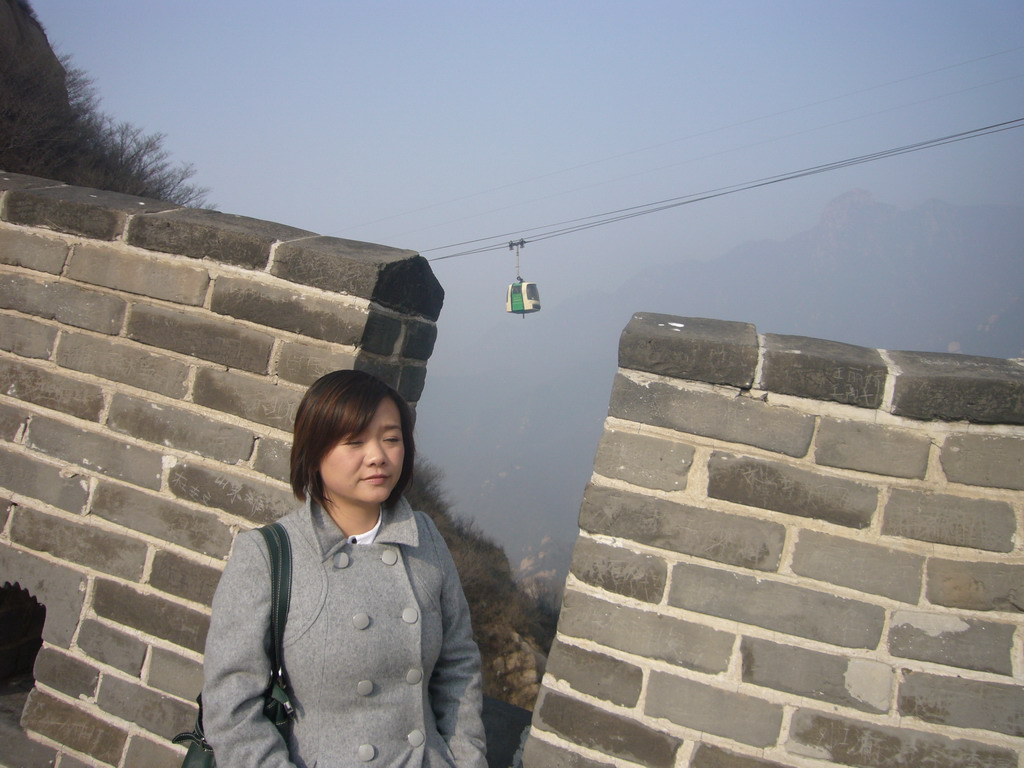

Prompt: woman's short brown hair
xmin=290 ymin=370 xmax=415 ymax=510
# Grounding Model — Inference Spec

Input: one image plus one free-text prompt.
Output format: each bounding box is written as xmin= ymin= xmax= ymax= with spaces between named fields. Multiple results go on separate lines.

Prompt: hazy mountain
xmin=417 ymin=191 xmax=1024 ymax=588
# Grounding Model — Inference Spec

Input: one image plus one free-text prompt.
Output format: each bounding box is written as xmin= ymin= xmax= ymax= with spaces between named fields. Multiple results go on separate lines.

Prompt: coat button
xmin=381 ymin=548 xmax=398 ymax=566
xmin=358 ymin=743 xmax=376 ymax=761
xmin=357 ymin=679 xmax=374 ymax=696
xmin=334 ymin=552 xmax=350 ymax=569
xmin=402 ymin=607 xmax=419 ymax=624
xmin=407 ymin=729 xmax=425 ymax=748
xmin=353 ymin=613 xmax=371 ymax=630
xmin=405 ymin=668 xmax=422 ymax=685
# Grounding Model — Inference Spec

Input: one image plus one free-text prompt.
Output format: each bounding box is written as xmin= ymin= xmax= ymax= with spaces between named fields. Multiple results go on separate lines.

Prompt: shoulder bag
xmin=172 ymin=522 xmax=295 ymax=768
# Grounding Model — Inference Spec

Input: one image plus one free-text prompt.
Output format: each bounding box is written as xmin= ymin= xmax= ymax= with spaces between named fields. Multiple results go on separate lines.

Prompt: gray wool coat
xmin=202 ymin=497 xmax=487 ymax=768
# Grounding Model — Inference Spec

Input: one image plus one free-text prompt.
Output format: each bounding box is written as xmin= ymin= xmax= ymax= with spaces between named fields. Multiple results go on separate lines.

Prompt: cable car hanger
xmin=505 ymin=239 xmax=541 ymax=316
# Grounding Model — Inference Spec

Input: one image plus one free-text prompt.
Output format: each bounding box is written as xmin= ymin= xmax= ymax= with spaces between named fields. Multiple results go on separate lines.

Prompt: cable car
xmin=506 ymin=279 xmax=541 ymax=315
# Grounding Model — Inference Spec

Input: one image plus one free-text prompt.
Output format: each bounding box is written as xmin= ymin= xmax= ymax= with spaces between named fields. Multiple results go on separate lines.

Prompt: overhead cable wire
xmin=426 ymin=117 xmax=1024 ymax=262
xmin=340 ymin=45 xmax=1024 ymax=235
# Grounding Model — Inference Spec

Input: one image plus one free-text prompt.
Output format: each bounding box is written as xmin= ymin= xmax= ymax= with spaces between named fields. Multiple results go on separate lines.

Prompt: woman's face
xmin=319 ymin=398 xmax=405 ymax=517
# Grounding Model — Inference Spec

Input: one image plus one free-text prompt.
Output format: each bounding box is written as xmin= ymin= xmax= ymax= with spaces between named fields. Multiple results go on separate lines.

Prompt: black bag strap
xmin=257 ymin=522 xmax=292 ymax=687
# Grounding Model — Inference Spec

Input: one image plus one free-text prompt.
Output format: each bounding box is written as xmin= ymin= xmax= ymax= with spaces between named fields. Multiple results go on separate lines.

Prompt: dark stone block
xmin=0 ymin=446 xmax=91 ymax=515
xmin=77 ymin=618 xmax=147 ymax=676
xmin=402 ymin=320 xmax=438 ymax=360
xmin=127 ymin=303 xmax=274 ymax=373
xmin=883 ymin=488 xmax=1015 ymax=552
xmin=534 ymin=689 xmax=681 ymax=768
xmin=168 ymin=461 xmax=295 ymax=526
xmin=692 ymin=744 xmax=790 ymax=768
xmin=669 ymin=561 xmax=885 ymax=649
xmin=889 ymin=350 xmax=1024 ymax=424
xmin=791 ymin=530 xmax=923 ymax=603
xmin=193 ymin=367 xmax=303 ymax=432
xmin=762 ymin=334 xmax=886 ymax=407
xmin=148 ymin=647 xmax=203 ymax=701
xmin=0 ymin=271 xmax=126 ymax=334
xmin=32 ymin=647 xmax=99 ymax=699
xmin=0 ymin=171 xmax=63 ymax=191
xmin=593 ymin=428 xmax=694 ymax=492
xmin=941 ymin=433 xmax=1024 ymax=491
xmin=398 ymin=363 xmax=428 ymax=403
xmin=97 ymin=675 xmax=196 ymax=739
xmin=569 ymin=537 xmax=667 ymax=604
xmin=522 ymin=736 xmax=616 ymax=768
xmin=272 ymin=236 xmax=443 ymax=320
xmin=926 ymin=559 xmax=1024 ymax=612
xmin=253 ymin=436 xmax=292 ymax=485
xmin=618 ymin=313 xmax=758 ymax=387
xmin=4 ymin=185 xmax=174 ymax=240
xmin=0 ymin=547 xmax=86 ymax=648
xmin=127 ymin=207 xmax=312 ymax=269
xmin=277 ymin=341 xmax=357 ymax=387
xmin=210 ymin=275 xmax=365 ymax=345
xmin=708 ymin=452 xmax=877 ymax=528
xmin=900 ymin=671 xmax=1024 ymax=737
xmin=579 ymin=484 xmax=784 ymax=571
xmin=0 ymin=227 xmax=68 ymax=273
xmin=123 ymin=735 xmax=184 ymax=768
xmin=361 ymin=310 xmax=402 ymax=355
xmin=21 ymin=689 xmax=127 ymax=765
xmin=0 ymin=314 xmax=57 ymax=359
xmin=354 ymin=354 xmax=400 ymax=389
xmin=546 ymin=640 xmax=643 ymax=707
xmin=789 ymin=709 xmax=1016 ymax=767
xmin=889 ymin=610 xmax=1014 ymax=675
xmin=150 ymin=550 xmax=221 ymax=605
xmin=92 ymin=579 xmax=209 ymax=653
xmin=57 ymin=332 xmax=191 ymax=398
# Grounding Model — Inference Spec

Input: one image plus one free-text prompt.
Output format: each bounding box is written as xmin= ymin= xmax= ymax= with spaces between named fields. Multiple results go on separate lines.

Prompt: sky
xmin=28 ymin=0 xmax=1024 ymax=562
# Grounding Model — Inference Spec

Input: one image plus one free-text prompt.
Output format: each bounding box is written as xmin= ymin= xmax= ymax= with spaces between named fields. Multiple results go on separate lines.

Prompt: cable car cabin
xmin=506 ymin=280 xmax=541 ymax=315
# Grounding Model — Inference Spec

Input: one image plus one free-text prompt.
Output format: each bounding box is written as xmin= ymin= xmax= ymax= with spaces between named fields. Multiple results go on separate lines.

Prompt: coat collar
xmin=308 ymin=497 xmax=420 ymax=562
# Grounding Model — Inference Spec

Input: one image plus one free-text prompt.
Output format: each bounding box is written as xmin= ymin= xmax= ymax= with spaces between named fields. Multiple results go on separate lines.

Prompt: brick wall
xmin=525 ymin=313 xmax=1024 ymax=768
xmin=0 ymin=171 xmax=442 ymax=767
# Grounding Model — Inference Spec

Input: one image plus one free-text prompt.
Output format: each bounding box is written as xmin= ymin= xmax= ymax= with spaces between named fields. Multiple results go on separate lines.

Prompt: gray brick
xmin=0 ymin=446 xmax=90 ymax=514
xmin=93 ymin=579 xmax=209 ymax=653
xmin=92 ymin=481 xmax=234 ymax=558
xmin=900 ymin=671 xmax=1024 ymax=737
xmin=353 ymin=354 xmax=400 ymax=389
xmin=521 ymin=737 xmax=616 ymax=768
xmin=0 ymin=171 xmax=60 ymax=191
xmin=127 ymin=303 xmax=273 ymax=373
xmin=646 ymin=671 xmax=783 ymax=748
xmin=610 ymin=374 xmax=815 ymax=457
xmin=593 ymin=428 xmax=694 ymax=492
xmin=123 ymin=735 xmax=184 ymax=768
xmin=579 ymin=484 xmax=784 ymax=571
xmin=0 ymin=357 xmax=104 ymax=420
xmin=277 ymin=340 xmax=357 ymax=386
xmin=883 ymin=488 xmax=1015 ymax=552
xmin=789 ymin=709 xmax=1016 ymax=768
xmin=708 ymin=452 xmax=877 ymax=528
xmin=742 ymin=636 xmax=892 ymax=712
xmin=5 ymin=185 xmax=174 ymax=240
xmin=668 ymin=561 xmax=885 ymax=648
xmin=253 ymin=436 xmax=291 ymax=484
xmin=791 ymin=530 xmax=923 ymax=603
xmin=168 ymin=461 xmax=295 ymax=526
xmin=148 ymin=647 xmax=203 ymax=700
xmin=0 ymin=314 xmax=57 ymax=358
xmin=57 ymin=756 xmax=91 ymax=768
xmin=150 ymin=549 xmax=222 ymax=605
xmin=815 ymin=418 xmax=930 ymax=478
xmin=618 ymin=313 xmax=758 ymax=387
xmin=20 ymin=689 xmax=127 ymax=766
xmin=107 ymin=392 xmax=255 ymax=463
xmin=32 ymin=646 xmax=99 ymax=699
xmin=401 ymin=319 xmax=437 ymax=360
xmin=360 ymin=309 xmax=402 ymax=355
xmin=941 ymin=433 xmax=1024 ymax=491
xmin=762 ymin=334 xmax=886 ymax=408
xmin=27 ymin=416 xmax=164 ymax=490
xmin=127 ymin=207 xmax=313 ymax=268
xmin=272 ymin=236 xmax=443 ymax=321
xmin=889 ymin=610 xmax=1014 ymax=675
xmin=0 ymin=226 xmax=69 ymax=273
xmin=0 ymin=400 xmax=29 ymax=440
xmin=67 ymin=243 xmax=210 ymax=305
xmin=0 ymin=272 xmax=126 ymax=333
xmin=10 ymin=506 xmax=148 ymax=580
xmin=210 ymin=274 xmax=365 ymax=344
xmin=0 ymin=546 xmax=86 ymax=648
xmin=927 ymin=559 xmax=1024 ymax=612
xmin=76 ymin=618 xmax=147 ymax=675
xmin=692 ymin=744 xmax=790 ymax=768
xmin=545 ymin=640 xmax=642 ymax=707
xmin=558 ymin=590 xmax=733 ymax=674
xmin=56 ymin=332 xmax=190 ymax=398
xmin=534 ymin=688 xmax=681 ymax=768
xmin=397 ymin=362 xmax=427 ymax=403
xmin=97 ymin=674 xmax=195 ymax=739
xmin=193 ymin=367 xmax=302 ymax=431
xmin=569 ymin=537 xmax=666 ymax=604
xmin=889 ymin=350 xmax=1024 ymax=425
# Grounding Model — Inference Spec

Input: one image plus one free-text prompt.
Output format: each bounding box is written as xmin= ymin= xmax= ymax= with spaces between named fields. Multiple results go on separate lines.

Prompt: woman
xmin=202 ymin=370 xmax=487 ymax=768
